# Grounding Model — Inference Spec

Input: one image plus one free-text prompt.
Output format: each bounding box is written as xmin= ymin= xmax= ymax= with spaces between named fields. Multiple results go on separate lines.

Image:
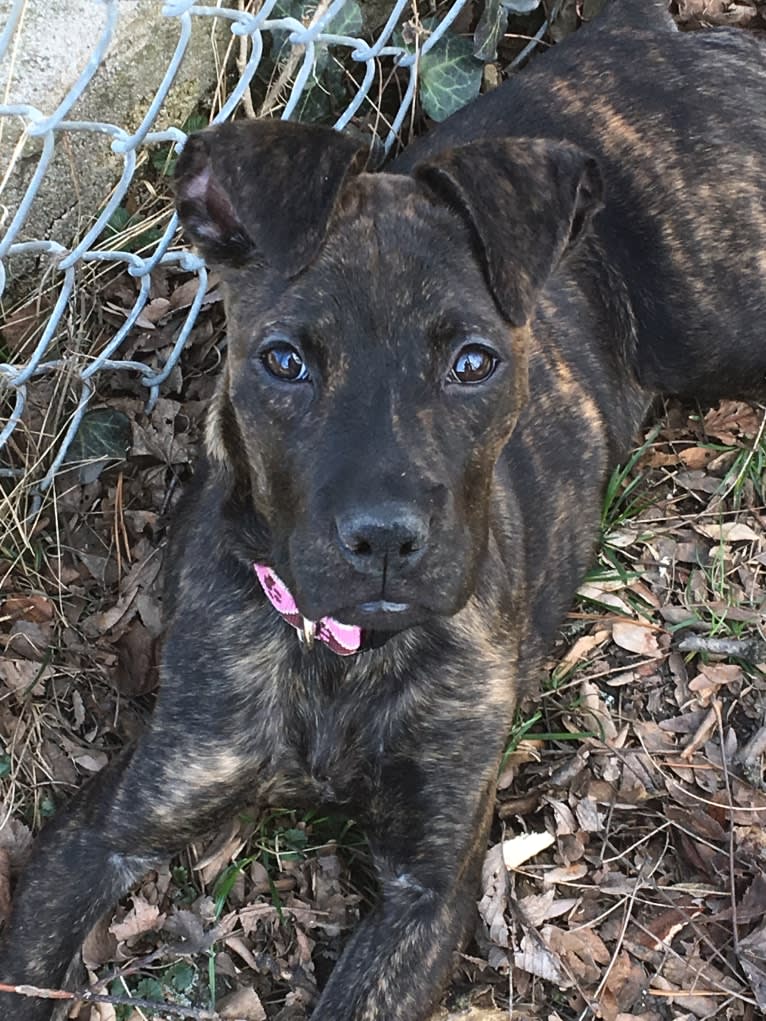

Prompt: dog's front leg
xmin=0 ymin=721 xmax=258 ymax=1021
xmin=312 ymin=756 xmax=499 ymax=1021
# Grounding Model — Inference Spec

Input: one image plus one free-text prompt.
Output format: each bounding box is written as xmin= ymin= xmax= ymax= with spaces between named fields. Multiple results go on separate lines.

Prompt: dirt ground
xmin=2 ymin=2 xmax=766 ymax=1020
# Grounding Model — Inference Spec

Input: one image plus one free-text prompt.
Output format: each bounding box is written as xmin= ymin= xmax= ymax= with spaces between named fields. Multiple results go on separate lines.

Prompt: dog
xmin=2 ymin=2 xmax=766 ymax=1018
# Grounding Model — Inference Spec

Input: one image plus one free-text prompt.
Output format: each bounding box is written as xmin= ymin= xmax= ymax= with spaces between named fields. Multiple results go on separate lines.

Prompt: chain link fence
xmin=0 ymin=0 xmax=474 ymax=508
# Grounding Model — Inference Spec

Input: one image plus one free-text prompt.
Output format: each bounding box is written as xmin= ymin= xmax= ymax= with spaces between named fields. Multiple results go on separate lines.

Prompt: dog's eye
xmin=449 ymin=345 xmax=498 ymax=385
xmin=261 ymin=344 xmax=309 ymax=382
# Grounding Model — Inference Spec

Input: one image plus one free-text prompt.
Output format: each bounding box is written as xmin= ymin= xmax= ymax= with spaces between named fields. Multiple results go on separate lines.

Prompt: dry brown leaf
xmin=6 ymin=620 xmax=52 ymax=659
xmin=611 ymin=621 xmax=663 ymax=658
xmin=678 ymin=446 xmax=717 ymax=470
xmin=514 ymin=933 xmax=567 ymax=985
xmin=82 ymin=914 xmax=119 ymax=970
xmin=72 ymin=750 xmax=109 ymax=773
xmin=501 ymin=830 xmax=555 ymax=870
xmin=87 ymin=1001 xmax=118 ymax=1021
xmin=577 ymin=582 xmax=633 ymax=615
xmin=547 ymin=799 xmax=577 ymax=836
xmin=0 ymin=817 xmax=33 ymax=870
xmin=694 ymin=520 xmax=761 ymax=544
xmin=114 ymin=620 xmax=160 ymax=697
xmin=546 ymin=925 xmax=610 ymax=984
xmin=517 ymin=889 xmax=557 ymax=927
xmin=225 ymin=933 xmax=263 ymax=972
xmin=554 ymin=628 xmax=610 ymax=677
xmin=497 ymin=737 xmax=544 ymax=789
xmin=194 ymin=818 xmax=246 ymax=885
xmin=478 ymin=843 xmax=509 ymax=951
xmin=600 ymin=950 xmax=647 ymax=1020
xmin=574 ymin=796 xmax=604 ymax=833
xmin=633 ymin=907 xmax=699 ymax=952
xmin=238 ymin=901 xmax=277 ymax=936
xmin=544 ymin=863 xmax=588 ymax=886
xmin=703 ymin=399 xmax=762 ymax=443
xmin=217 ymin=985 xmax=267 ymax=1021
xmin=0 ymin=295 xmax=54 ymax=355
xmin=109 ymin=895 xmax=165 ymax=942
xmin=163 ymin=906 xmax=216 ymax=952
xmin=0 ymin=594 xmax=55 ymax=623
xmin=0 ymin=658 xmax=52 ymax=697
xmin=169 ymin=273 xmax=222 ymax=311
xmin=135 ymin=296 xmax=172 ymax=329
xmin=688 ymin=663 xmax=743 ymax=703
xmin=578 ymin=678 xmax=619 ymax=741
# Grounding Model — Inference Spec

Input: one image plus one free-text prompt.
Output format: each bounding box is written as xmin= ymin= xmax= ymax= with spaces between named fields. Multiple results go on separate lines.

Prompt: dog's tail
xmin=600 ymin=0 xmax=677 ymax=30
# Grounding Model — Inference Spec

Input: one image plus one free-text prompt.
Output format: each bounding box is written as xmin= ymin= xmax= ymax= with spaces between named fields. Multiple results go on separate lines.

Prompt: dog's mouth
xmin=358 ymin=600 xmax=411 ymax=615
xmin=335 ymin=600 xmax=426 ymax=631
xmin=254 ymin=564 xmax=429 ymax=655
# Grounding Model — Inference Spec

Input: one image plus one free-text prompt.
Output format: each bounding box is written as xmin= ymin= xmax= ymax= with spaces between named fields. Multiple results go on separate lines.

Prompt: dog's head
xmin=174 ymin=121 xmax=601 ymax=633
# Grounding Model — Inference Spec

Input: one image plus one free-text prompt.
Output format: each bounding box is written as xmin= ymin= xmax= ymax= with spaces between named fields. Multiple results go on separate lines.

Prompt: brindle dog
xmin=2 ymin=3 xmax=766 ymax=1019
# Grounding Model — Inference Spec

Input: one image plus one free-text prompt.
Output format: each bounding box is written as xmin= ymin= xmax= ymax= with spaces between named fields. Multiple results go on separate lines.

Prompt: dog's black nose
xmin=336 ymin=504 xmax=430 ymax=574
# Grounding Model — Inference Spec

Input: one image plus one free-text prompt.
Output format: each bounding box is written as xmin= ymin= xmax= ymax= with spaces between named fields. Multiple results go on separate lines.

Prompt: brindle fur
xmin=2 ymin=3 xmax=766 ymax=1019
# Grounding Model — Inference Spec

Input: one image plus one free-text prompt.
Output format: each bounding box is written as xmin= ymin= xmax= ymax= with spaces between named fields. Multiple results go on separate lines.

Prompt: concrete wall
xmin=0 ymin=0 xmax=229 ymax=274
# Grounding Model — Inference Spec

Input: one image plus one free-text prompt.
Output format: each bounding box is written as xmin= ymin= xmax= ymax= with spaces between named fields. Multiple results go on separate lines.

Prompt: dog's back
xmin=395 ymin=13 xmax=766 ymax=398
xmin=3 ymin=8 xmax=766 ymax=1021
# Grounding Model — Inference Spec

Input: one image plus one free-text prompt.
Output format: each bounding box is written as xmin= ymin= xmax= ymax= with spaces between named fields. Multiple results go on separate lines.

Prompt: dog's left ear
xmin=174 ymin=121 xmax=367 ymax=275
xmin=414 ymin=138 xmax=603 ymax=326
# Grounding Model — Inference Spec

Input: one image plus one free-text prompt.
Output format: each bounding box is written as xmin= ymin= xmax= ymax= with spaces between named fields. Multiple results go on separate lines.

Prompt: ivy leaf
xmin=67 ymin=408 xmax=132 ymax=483
xmin=327 ymin=0 xmax=363 ymax=36
xmin=475 ymin=0 xmax=542 ymax=62
xmin=474 ymin=0 xmax=509 ymax=62
xmin=168 ymin=960 xmax=196 ymax=994
xmin=420 ymin=35 xmax=482 ymax=122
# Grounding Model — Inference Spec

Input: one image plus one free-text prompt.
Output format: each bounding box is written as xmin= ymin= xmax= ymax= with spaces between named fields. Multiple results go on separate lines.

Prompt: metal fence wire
xmin=0 ymin=0 xmax=471 ymax=506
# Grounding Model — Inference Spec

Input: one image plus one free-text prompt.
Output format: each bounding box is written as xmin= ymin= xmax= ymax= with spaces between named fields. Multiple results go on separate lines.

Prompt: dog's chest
xmin=259 ymin=654 xmax=393 ymax=809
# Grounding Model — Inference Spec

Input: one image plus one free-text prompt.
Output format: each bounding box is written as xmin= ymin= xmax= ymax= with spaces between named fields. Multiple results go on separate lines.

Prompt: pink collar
xmin=254 ymin=564 xmax=362 ymax=656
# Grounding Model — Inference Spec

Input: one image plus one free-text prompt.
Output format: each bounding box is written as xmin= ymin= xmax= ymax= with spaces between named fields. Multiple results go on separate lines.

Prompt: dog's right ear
xmin=174 ymin=121 xmax=367 ymax=275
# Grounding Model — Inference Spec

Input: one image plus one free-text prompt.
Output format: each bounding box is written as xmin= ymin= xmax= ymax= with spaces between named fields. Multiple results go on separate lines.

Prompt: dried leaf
xmin=574 ymin=796 xmax=604 ymax=833
xmin=501 ymin=830 xmax=555 ymax=870
xmin=0 ymin=818 xmax=32 ymax=870
xmin=517 ymin=888 xmax=556 ymax=926
xmin=703 ymin=400 xmax=762 ymax=443
xmin=546 ymin=925 xmax=610 ymax=984
xmin=544 ymin=863 xmax=588 ymax=885
xmin=688 ymin=663 xmax=743 ymax=703
xmin=163 ymin=907 xmax=215 ymax=953
xmin=514 ymin=933 xmax=567 ymax=984
xmin=478 ymin=843 xmax=509 ymax=950
xmin=217 ymin=985 xmax=267 ymax=1020
xmin=555 ymin=628 xmax=610 ymax=677
xmin=695 ymin=521 xmax=761 ymax=544
xmin=611 ymin=621 xmax=663 ymax=658
xmin=82 ymin=914 xmax=119 ymax=970
xmin=109 ymin=896 xmax=165 ymax=941
xmin=0 ymin=594 xmax=54 ymax=623
xmin=578 ymin=679 xmax=618 ymax=741
xmin=0 ymin=659 xmax=52 ymax=697
xmin=678 ymin=446 xmax=718 ymax=469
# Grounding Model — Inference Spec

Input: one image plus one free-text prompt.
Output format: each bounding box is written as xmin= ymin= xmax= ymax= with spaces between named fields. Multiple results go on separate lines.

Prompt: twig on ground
xmin=714 ymin=699 xmax=740 ymax=952
xmin=676 ymin=634 xmax=766 ymax=661
xmin=682 ymin=630 xmax=766 ymax=661
xmin=0 ymin=981 xmax=239 ymax=1020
